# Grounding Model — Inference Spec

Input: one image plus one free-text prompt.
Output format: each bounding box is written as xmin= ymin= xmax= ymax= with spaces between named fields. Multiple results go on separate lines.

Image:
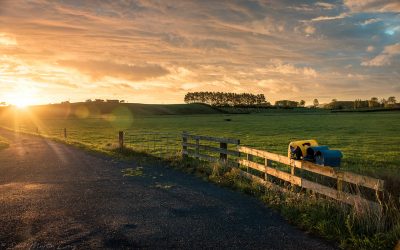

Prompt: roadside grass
xmin=164 ymin=155 xmax=400 ymax=250
xmin=0 ymin=136 xmax=9 ymax=150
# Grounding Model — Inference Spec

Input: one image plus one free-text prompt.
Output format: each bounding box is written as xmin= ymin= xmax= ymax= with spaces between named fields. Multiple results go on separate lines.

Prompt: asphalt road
xmin=0 ymin=129 xmax=335 ymax=249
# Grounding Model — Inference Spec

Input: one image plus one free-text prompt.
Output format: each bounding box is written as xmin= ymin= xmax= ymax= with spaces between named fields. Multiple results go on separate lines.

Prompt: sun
xmin=14 ymin=98 xmax=31 ymax=109
xmin=6 ymin=85 xmax=38 ymax=108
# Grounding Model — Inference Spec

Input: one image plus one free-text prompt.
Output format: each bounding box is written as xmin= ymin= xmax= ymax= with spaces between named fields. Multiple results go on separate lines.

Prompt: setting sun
xmin=13 ymin=98 xmax=31 ymax=108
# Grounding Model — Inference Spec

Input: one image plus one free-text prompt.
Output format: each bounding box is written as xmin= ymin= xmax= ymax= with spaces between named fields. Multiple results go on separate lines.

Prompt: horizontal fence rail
xmin=182 ymin=132 xmax=240 ymax=166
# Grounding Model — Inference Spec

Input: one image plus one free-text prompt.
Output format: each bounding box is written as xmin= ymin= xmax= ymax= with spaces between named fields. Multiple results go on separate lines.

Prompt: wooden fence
xmin=181 ymin=132 xmax=384 ymax=207
xmin=182 ymin=131 xmax=240 ymax=166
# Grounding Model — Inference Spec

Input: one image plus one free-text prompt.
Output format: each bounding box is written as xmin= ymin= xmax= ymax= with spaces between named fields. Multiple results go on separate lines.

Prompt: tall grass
xmin=0 ymin=136 xmax=9 ymax=150
xmin=167 ymin=156 xmax=400 ymax=249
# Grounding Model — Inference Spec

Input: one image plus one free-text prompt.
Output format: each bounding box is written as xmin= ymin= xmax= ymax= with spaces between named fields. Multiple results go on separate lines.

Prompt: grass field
xmin=1 ymin=106 xmax=399 ymax=181
xmin=1 ymin=105 xmax=399 ymax=249
xmin=0 ymin=136 xmax=9 ymax=150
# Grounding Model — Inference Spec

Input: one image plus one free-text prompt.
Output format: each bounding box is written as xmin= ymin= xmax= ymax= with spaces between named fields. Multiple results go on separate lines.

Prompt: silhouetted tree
xmin=184 ymin=92 xmax=268 ymax=107
xmin=313 ymin=99 xmax=319 ymax=107
xmin=299 ymin=100 xmax=305 ymax=107
xmin=388 ymin=96 xmax=397 ymax=104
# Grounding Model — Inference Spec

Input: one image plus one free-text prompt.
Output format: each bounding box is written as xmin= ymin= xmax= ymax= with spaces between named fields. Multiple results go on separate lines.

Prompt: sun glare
xmin=14 ymin=98 xmax=31 ymax=108
xmin=6 ymin=85 xmax=38 ymax=109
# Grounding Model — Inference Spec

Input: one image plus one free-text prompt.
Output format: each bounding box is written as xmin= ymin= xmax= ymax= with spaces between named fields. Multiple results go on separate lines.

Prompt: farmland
xmin=1 ymin=104 xmax=399 ymax=248
xmin=0 ymin=104 xmax=399 ymax=182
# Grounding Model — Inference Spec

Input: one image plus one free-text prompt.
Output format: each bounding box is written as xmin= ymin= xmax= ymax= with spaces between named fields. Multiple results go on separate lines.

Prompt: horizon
xmin=1 ymin=0 xmax=399 ymax=106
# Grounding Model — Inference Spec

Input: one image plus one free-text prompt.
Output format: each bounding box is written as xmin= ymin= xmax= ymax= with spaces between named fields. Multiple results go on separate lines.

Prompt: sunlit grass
xmin=0 ymin=135 xmax=9 ymax=150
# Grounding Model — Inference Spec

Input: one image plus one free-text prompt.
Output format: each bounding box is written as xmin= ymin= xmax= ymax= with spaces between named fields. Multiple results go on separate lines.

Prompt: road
xmin=0 ymin=129 xmax=335 ymax=249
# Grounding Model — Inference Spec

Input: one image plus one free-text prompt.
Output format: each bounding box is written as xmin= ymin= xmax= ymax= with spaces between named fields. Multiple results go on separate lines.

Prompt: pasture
xmin=0 ymin=106 xmax=399 ymax=182
xmin=1 ymin=105 xmax=399 ymax=248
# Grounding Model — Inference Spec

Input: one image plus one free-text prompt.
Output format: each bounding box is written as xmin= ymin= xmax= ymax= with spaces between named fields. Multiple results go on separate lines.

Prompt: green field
xmin=1 ymin=105 xmax=399 ymax=248
xmin=1 ymin=105 xmax=399 ymax=183
xmin=0 ymin=136 xmax=8 ymax=150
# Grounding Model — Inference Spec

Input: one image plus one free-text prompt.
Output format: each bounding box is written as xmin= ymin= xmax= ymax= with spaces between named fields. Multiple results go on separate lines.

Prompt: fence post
xmin=195 ymin=138 xmax=200 ymax=159
xmin=246 ymin=153 xmax=253 ymax=172
xmin=182 ymin=131 xmax=188 ymax=157
xmin=337 ymin=171 xmax=344 ymax=199
xmin=220 ymin=142 xmax=227 ymax=162
xmin=119 ymin=131 xmax=124 ymax=150
xmin=265 ymin=158 xmax=270 ymax=181
xmin=64 ymin=128 xmax=67 ymax=139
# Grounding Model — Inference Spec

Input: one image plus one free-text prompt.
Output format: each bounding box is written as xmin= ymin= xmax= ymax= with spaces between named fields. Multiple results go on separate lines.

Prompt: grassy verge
xmin=0 ymin=136 xmax=9 ymax=150
xmin=161 ymin=155 xmax=399 ymax=250
xmin=2 ymin=127 xmax=399 ymax=249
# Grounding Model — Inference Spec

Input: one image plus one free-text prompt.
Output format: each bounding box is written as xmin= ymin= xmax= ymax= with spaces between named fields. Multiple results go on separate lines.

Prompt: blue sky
xmin=0 ymin=0 xmax=399 ymax=105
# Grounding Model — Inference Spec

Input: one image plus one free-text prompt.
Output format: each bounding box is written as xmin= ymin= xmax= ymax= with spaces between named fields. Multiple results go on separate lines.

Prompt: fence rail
xmin=180 ymin=133 xmax=384 ymax=207
xmin=182 ymin=132 xmax=240 ymax=166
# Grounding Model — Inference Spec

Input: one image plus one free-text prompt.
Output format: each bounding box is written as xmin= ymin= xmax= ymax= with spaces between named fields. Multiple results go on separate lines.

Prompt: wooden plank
xmin=185 ymin=151 xmax=239 ymax=167
xmin=239 ymin=159 xmax=265 ymax=172
xmin=302 ymin=179 xmax=379 ymax=209
xmin=183 ymin=133 xmax=240 ymax=145
xmin=239 ymin=159 xmax=302 ymax=186
xmin=238 ymin=146 xmax=292 ymax=165
xmin=238 ymin=146 xmax=384 ymax=191
xmin=182 ymin=142 xmax=240 ymax=156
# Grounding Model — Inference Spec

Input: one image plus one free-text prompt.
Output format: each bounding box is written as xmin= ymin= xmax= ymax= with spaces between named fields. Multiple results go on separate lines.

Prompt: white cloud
xmin=262 ymin=60 xmax=318 ymax=78
xmin=366 ymin=46 xmax=375 ymax=52
xmin=315 ymin=2 xmax=336 ymax=10
xmin=304 ymin=25 xmax=316 ymax=34
xmin=0 ymin=33 xmax=17 ymax=46
xmin=361 ymin=18 xmax=381 ymax=25
xmin=310 ymin=12 xmax=349 ymax=22
xmin=362 ymin=43 xmax=400 ymax=66
xmin=344 ymin=0 xmax=400 ymax=13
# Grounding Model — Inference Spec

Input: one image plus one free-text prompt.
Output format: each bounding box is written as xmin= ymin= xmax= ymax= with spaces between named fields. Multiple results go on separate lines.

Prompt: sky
xmin=0 ymin=0 xmax=399 ymax=106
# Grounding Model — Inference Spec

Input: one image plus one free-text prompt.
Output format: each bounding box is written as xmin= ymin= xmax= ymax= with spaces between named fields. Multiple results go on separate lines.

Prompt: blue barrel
xmin=305 ymin=146 xmax=330 ymax=161
xmin=315 ymin=150 xmax=343 ymax=167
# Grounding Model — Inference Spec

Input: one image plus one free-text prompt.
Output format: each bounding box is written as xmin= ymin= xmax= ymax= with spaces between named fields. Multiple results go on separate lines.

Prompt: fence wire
xmin=125 ymin=132 xmax=181 ymax=158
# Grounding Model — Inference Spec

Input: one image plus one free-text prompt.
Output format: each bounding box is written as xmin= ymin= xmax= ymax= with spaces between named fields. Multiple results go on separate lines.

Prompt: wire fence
xmin=124 ymin=132 xmax=181 ymax=158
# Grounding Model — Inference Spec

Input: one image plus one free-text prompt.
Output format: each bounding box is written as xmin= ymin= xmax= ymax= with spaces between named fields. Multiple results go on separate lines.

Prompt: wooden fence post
xmin=64 ymin=128 xmax=67 ymax=139
xmin=119 ymin=131 xmax=124 ymax=149
xmin=220 ymin=142 xmax=228 ymax=161
xmin=182 ymin=132 xmax=188 ymax=157
xmin=265 ymin=158 xmax=270 ymax=181
xmin=195 ymin=138 xmax=200 ymax=159
xmin=246 ymin=154 xmax=253 ymax=172
xmin=337 ymin=171 xmax=344 ymax=199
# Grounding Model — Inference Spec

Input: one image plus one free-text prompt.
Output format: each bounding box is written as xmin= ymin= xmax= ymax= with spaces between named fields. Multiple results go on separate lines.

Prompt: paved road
xmin=0 ymin=129 xmax=335 ymax=249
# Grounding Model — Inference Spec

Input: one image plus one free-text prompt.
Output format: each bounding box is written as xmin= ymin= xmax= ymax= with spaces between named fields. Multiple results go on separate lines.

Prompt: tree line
xmin=184 ymin=92 xmax=269 ymax=107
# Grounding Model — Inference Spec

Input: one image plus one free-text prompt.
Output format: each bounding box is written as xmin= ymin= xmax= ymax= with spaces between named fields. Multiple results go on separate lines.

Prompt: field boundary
xmin=181 ymin=132 xmax=384 ymax=208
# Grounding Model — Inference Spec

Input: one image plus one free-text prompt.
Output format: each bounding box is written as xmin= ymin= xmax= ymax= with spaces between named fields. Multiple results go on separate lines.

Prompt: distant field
xmin=0 ymin=106 xmax=399 ymax=183
xmin=0 ymin=136 xmax=9 ymax=150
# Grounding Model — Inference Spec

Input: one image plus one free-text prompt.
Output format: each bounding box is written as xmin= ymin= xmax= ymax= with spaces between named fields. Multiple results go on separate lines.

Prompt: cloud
xmin=361 ymin=43 xmax=400 ymax=66
xmin=304 ymin=25 xmax=316 ymax=34
xmin=310 ymin=12 xmax=349 ymax=22
xmin=262 ymin=60 xmax=317 ymax=78
xmin=0 ymin=33 xmax=17 ymax=46
xmin=360 ymin=18 xmax=381 ymax=25
xmin=315 ymin=2 xmax=336 ymax=10
xmin=344 ymin=0 xmax=400 ymax=13
xmin=366 ymin=45 xmax=375 ymax=52
xmin=58 ymin=60 xmax=169 ymax=81
xmin=258 ymin=79 xmax=300 ymax=94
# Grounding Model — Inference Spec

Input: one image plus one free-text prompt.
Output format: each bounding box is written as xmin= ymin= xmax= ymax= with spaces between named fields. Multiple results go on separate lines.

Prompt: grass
xmin=167 ymin=156 xmax=400 ymax=250
xmin=1 ymin=107 xmax=398 ymax=181
xmin=0 ymin=136 xmax=9 ymax=150
xmin=0 ymin=105 xmax=399 ymax=249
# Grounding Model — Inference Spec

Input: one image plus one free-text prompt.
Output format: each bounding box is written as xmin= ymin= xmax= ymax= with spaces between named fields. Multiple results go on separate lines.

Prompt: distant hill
xmin=1 ymin=102 xmax=222 ymax=117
